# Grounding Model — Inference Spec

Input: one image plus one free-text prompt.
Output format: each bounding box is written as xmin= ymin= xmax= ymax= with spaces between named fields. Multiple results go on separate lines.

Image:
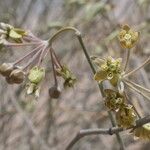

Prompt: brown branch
xmin=65 ymin=115 xmax=150 ymax=150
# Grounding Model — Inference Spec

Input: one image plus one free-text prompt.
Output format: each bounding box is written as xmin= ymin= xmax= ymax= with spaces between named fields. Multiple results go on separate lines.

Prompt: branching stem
xmin=124 ymin=57 xmax=150 ymax=78
xmin=123 ymin=81 xmax=150 ymax=101
xmin=47 ymin=27 xmax=125 ymax=150
xmin=13 ymin=44 xmax=44 ymax=65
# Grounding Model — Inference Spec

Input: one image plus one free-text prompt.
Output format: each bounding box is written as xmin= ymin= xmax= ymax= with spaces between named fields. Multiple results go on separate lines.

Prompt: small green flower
xmin=94 ymin=56 xmax=122 ymax=86
xmin=104 ymin=89 xmax=124 ymax=111
xmin=118 ymin=25 xmax=139 ymax=49
xmin=134 ymin=123 xmax=150 ymax=141
xmin=28 ymin=66 xmax=45 ymax=84
xmin=26 ymin=66 xmax=45 ymax=97
xmin=116 ymin=104 xmax=137 ymax=128
xmin=56 ymin=65 xmax=76 ymax=88
xmin=9 ymin=28 xmax=27 ymax=39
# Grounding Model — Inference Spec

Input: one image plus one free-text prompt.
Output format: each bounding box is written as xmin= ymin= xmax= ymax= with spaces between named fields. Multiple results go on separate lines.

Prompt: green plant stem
xmin=124 ymin=56 xmax=150 ymax=78
xmin=48 ymin=27 xmax=125 ymax=150
xmin=124 ymin=49 xmax=130 ymax=71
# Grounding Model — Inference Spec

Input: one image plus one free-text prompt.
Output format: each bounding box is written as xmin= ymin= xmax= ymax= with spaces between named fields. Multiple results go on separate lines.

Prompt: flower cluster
xmin=92 ymin=25 xmax=146 ymax=129
xmin=116 ymin=104 xmax=137 ymax=128
xmin=0 ymin=22 xmax=76 ymax=98
xmin=104 ymin=89 xmax=124 ymax=111
xmin=118 ymin=25 xmax=139 ymax=49
xmin=94 ymin=56 xmax=122 ymax=86
xmin=104 ymin=89 xmax=137 ymax=128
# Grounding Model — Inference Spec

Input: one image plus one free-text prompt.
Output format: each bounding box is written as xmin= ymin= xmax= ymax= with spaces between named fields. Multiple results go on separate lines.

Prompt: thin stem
xmin=13 ymin=44 xmax=44 ymax=65
xmin=48 ymin=27 xmax=79 ymax=45
xmin=37 ymin=43 xmax=48 ymax=66
xmin=124 ymin=57 xmax=150 ymax=78
xmin=76 ymin=33 xmax=96 ymax=74
xmin=123 ymin=81 xmax=150 ymax=101
xmin=49 ymin=47 xmax=58 ymax=87
xmin=23 ymin=47 xmax=43 ymax=70
xmin=48 ymin=26 xmax=125 ymax=150
xmin=51 ymin=48 xmax=63 ymax=69
xmin=124 ymin=79 xmax=150 ymax=93
xmin=75 ymin=33 xmax=125 ymax=149
xmin=124 ymin=49 xmax=130 ymax=71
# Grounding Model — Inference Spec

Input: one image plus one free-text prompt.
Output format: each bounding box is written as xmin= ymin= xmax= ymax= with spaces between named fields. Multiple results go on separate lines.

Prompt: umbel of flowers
xmin=0 ymin=23 xmax=76 ymax=98
xmin=94 ymin=56 xmax=122 ymax=86
xmin=93 ymin=24 xmax=150 ymax=140
xmin=0 ymin=22 xmax=150 ymax=143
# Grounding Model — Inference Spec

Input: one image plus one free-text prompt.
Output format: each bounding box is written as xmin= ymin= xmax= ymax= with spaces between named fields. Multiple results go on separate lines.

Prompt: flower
xmin=134 ymin=123 xmax=150 ymax=141
xmin=26 ymin=83 xmax=40 ymax=98
xmin=116 ymin=104 xmax=137 ymax=128
xmin=0 ymin=22 xmax=27 ymax=42
xmin=28 ymin=66 xmax=45 ymax=84
xmin=56 ymin=65 xmax=76 ymax=88
xmin=118 ymin=25 xmax=139 ymax=49
xmin=104 ymin=89 xmax=124 ymax=111
xmin=94 ymin=56 xmax=122 ymax=86
xmin=26 ymin=66 xmax=45 ymax=97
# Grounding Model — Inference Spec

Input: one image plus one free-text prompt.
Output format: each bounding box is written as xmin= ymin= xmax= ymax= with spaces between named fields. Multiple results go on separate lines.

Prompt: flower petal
xmin=94 ymin=70 xmax=107 ymax=82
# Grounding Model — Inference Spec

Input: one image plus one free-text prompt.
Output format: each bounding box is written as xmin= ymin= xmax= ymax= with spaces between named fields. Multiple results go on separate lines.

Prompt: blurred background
xmin=0 ymin=0 xmax=150 ymax=150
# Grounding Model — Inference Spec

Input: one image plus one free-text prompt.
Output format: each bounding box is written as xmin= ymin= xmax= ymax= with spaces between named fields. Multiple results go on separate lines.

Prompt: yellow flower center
xmin=124 ymin=34 xmax=132 ymax=40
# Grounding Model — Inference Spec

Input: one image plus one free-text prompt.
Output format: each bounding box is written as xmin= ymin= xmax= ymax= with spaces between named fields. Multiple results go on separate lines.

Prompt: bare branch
xmin=65 ymin=115 xmax=150 ymax=150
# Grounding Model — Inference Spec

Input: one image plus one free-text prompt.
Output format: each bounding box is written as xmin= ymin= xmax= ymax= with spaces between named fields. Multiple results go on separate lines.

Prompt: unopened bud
xmin=49 ymin=86 xmax=61 ymax=99
xmin=0 ymin=63 xmax=14 ymax=77
xmin=9 ymin=69 xmax=25 ymax=84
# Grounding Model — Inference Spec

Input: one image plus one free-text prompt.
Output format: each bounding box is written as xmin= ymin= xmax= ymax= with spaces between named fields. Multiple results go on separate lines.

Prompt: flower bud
xmin=9 ymin=69 xmax=25 ymax=84
xmin=49 ymin=86 xmax=61 ymax=99
xmin=0 ymin=63 xmax=14 ymax=77
xmin=28 ymin=66 xmax=45 ymax=84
